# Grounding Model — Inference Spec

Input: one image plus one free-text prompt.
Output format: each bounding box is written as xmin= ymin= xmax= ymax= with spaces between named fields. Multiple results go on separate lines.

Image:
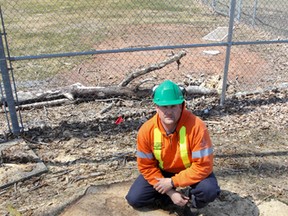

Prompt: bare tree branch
xmin=118 ymin=50 xmax=187 ymax=87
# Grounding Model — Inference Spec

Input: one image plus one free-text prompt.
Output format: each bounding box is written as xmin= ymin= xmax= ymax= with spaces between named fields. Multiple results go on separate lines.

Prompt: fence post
xmin=252 ymin=0 xmax=258 ymax=26
xmin=0 ymin=31 xmax=21 ymax=135
xmin=212 ymin=0 xmax=217 ymax=9
xmin=236 ymin=0 xmax=243 ymax=21
xmin=220 ymin=0 xmax=236 ymax=106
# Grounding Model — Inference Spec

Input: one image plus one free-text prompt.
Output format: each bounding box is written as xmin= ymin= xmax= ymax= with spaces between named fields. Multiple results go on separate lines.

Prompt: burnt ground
xmin=0 ymin=87 xmax=287 ymax=215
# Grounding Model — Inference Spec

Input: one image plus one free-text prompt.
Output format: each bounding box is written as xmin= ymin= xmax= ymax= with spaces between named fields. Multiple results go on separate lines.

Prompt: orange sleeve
xmin=137 ymin=123 xmax=164 ymax=186
xmin=172 ymin=120 xmax=213 ymax=187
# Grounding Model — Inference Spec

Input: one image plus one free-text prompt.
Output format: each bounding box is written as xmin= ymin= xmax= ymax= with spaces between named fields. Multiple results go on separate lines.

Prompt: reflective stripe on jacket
xmin=136 ymin=107 xmax=214 ymax=187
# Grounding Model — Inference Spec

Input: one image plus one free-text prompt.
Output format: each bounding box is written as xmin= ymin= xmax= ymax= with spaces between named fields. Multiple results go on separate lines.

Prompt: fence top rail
xmin=8 ymin=39 xmax=288 ymax=61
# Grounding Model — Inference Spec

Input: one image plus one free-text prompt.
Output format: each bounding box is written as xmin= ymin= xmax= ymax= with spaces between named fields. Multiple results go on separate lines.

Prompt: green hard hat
xmin=153 ymin=80 xmax=184 ymax=106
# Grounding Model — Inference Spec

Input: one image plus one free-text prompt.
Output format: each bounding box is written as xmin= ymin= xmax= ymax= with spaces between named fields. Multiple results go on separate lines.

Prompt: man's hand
xmin=154 ymin=177 xmax=173 ymax=194
xmin=167 ymin=190 xmax=189 ymax=207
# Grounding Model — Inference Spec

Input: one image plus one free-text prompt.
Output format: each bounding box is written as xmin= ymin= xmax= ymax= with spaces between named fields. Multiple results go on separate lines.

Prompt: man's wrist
xmin=166 ymin=188 xmax=176 ymax=197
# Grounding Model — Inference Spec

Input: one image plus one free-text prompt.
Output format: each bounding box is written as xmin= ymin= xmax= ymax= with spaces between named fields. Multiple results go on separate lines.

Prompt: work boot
xmin=152 ymin=195 xmax=174 ymax=210
xmin=182 ymin=205 xmax=198 ymax=216
xmin=179 ymin=187 xmax=197 ymax=208
xmin=178 ymin=187 xmax=199 ymax=215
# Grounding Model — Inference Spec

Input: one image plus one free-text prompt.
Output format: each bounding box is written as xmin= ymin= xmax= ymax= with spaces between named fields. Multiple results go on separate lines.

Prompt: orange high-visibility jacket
xmin=136 ymin=107 xmax=213 ymax=187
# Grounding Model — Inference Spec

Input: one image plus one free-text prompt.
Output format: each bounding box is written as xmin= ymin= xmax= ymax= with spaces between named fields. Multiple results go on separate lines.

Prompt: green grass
xmin=2 ymin=0 xmax=205 ymax=55
xmin=0 ymin=0 xmax=219 ymax=83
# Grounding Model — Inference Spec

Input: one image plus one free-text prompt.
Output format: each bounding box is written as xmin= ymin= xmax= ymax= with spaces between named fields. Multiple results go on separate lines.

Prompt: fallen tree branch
xmin=234 ymin=82 xmax=288 ymax=97
xmin=18 ymin=98 xmax=73 ymax=110
xmin=12 ymin=83 xmax=151 ymax=107
xmin=186 ymin=86 xmax=218 ymax=96
xmin=118 ymin=50 xmax=187 ymax=87
xmin=73 ymin=172 xmax=105 ymax=182
xmin=99 ymin=101 xmax=115 ymax=115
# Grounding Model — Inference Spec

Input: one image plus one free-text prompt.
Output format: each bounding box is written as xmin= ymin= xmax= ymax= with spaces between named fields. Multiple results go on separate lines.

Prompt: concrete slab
xmin=258 ymin=199 xmax=288 ymax=216
xmin=0 ymin=139 xmax=48 ymax=189
xmin=203 ymin=50 xmax=221 ymax=55
xmin=203 ymin=27 xmax=229 ymax=41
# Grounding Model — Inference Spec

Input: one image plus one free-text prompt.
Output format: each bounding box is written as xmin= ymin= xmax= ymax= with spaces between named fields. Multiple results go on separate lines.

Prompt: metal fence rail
xmin=0 ymin=0 xmax=287 ymax=135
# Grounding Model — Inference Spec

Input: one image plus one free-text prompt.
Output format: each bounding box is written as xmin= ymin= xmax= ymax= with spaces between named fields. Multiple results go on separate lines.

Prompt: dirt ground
xmin=0 ymin=22 xmax=288 ymax=215
xmin=59 ymin=181 xmax=288 ymax=216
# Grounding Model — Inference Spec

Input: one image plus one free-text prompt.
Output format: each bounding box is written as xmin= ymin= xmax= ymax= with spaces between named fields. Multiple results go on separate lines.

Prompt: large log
xmin=0 ymin=50 xmax=219 ymax=110
xmin=14 ymin=83 xmax=151 ymax=105
xmin=13 ymin=84 xmax=217 ymax=110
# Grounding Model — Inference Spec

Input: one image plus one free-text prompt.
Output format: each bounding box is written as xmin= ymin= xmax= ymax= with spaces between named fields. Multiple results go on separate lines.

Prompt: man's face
xmin=156 ymin=104 xmax=182 ymax=126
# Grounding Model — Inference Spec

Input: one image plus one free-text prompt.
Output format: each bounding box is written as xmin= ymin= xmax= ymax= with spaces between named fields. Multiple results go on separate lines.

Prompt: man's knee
xmin=191 ymin=186 xmax=220 ymax=209
xmin=191 ymin=173 xmax=221 ymax=208
xmin=202 ymin=183 xmax=220 ymax=202
xmin=126 ymin=195 xmax=139 ymax=208
xmin=125 ymin=193 xmax=145 ymax=208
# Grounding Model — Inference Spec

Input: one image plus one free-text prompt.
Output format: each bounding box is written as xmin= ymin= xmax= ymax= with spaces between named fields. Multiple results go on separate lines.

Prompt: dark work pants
xmin=125 ymin=172 xmax=220 ymax=209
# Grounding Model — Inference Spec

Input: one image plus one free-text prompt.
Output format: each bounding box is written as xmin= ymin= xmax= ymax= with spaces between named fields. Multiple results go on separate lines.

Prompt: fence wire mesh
xmin=204 ymin=0 xmax=288 ymax=37
xmin=0 ymin=0 xmax=287 ymax=135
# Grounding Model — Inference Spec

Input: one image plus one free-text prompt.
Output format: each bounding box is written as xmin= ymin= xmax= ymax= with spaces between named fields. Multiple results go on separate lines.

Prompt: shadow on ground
xmin=57 ymin=181 xmax=259 ymax=216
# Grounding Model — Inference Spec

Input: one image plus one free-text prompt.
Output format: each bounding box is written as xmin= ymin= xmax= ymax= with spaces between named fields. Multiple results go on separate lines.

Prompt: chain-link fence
xmin=204 ymin=0 xmax=288 ymax=36
xmin=0 ymin=0 xmax=287 ymax=135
